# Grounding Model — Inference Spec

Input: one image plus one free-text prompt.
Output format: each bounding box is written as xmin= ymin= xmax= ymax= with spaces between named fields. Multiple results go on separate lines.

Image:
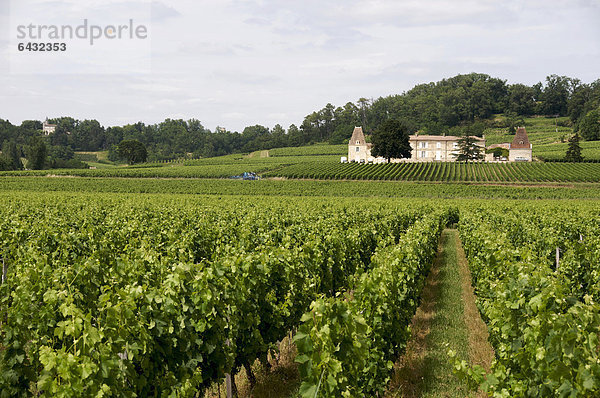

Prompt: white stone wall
xmin=348 ymin=144 xmax=371 ymax=162
xmin=509 ymin=148 xmax=532 ymax=162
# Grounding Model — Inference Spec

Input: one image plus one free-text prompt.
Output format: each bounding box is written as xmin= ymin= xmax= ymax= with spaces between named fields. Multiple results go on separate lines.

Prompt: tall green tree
xmin=1 ymin=140 xmax=23 ymax=170
xmin=507 ymin=84 xmax=536 ymax=115
xmin=579 ymin=109 xmax=600 ymax=141
xmin=288 ymin=124 xmax=303 ymax=147
xmin=371 ymin=119 xmax=412 ymax=162
xmin=25 ymin=136 xmax=47 ymax=169
xmin=542 ymin=75 xmax=573 ymax=116
xmin=455 ymin=134 xmax=484 ymax=162
xmin=565 ymin=133 xmax=583 ymax=162
xmin=568 ymin=84 xmax=592 ymax=122
xmin=0 ymin=156 xmax=11 ymax=171
xmin=117 ymin=139 xmax=147 ymax=164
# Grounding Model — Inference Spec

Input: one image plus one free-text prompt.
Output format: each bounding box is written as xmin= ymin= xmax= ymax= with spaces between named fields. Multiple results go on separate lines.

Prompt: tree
xmin=25 ymin=136 xmax=47 ymax=169
xmin=241 ymin=125 xmax=270 ymax=152
xmin=0 ymin=156 xmax=11 ymax=171
xmin=455 ymin=134 xmax=484 ymax=162
xmin=71 ymin=119 xmax=105 ymax=151
xmin=117 ymin=140 xmax=147 ymax=164
xmin=542 ymin=75 xmax=572 ymax=116
xmin=371 ymin=119 xmax=412 ymax=162
xmin=507 ymin=84 xmax=535 ymax=115
xmin=565 ymin=133 xmax=583 ymax=162
xmin=488 ymin=147 xmax=509 ymax=160
xmin=579 ymin=109 xmax=600 ymax=141
xmin=20 ymin=120 xmax=42 ymax=131
xmin=568 ymin=84 xmax=591 ymax=122
xmin=357 ymin=98 xmax=371 ymax=131
xmin=287 ymin=124 xmax=303 ymax=147
xmin=1 ymin=140 xmax=23 ymax=170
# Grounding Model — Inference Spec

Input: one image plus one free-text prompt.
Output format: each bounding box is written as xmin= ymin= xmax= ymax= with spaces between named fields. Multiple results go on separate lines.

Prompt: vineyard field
xmin=4 ymin=176 xmax=600 ymax=199
xmin=269 ymin=144 xmax=346 ymax=157
xmin=2 ymin=180 xmax=600 ymax=396
xmin=266 ymin=161 xmax=600 ymax=183
xmin=4 ymin=160 xmax=600 ymax=183
xmin=483 ymin=115 xmax=574 ymax=146
xmin=458 ymin=202 xmax=600 ymax=395
xmin=0 ymin=192 xmax=450 ymax=396
xmin=534 ymin=140 xmax=600 ymax=162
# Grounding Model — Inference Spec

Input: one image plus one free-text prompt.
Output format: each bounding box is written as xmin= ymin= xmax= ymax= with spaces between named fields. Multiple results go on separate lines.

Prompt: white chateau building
xmin=409 ymin=134 xmax=485 ymax=162
xmin=347 ymin=126 xmax=533 ymax=163
xmin=347 ymin=126 xmax=485 ymax=163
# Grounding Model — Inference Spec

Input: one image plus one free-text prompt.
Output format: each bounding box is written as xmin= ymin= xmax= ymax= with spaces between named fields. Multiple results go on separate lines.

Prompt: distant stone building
xmin=484 ymin=127 xmax=533 ymax=162
xmin=508 ymin=127 xmax=533 ymax=161
xmin=408 ymin=134 xmax=485 ymax=162
xmin=42 ymin=119 xmax=56 ymax=136
xmin=347 ymin=126 xmax=486 ymax=163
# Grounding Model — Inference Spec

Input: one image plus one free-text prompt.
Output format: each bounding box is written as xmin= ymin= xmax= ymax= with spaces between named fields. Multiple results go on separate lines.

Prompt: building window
xmin=356 ymin=140 xmax=360 ymax=144
xmin=420 ymin=151 xmax=426 ymax=158
xmin=436 ymin=142 xmax=441 ymax=149
xmin=419 ymin=142 xmax=427 ymax=149
xmin=453 ymin=142 xmax=458 ymax=148
xmin=356 ymin=147 xmax=360 ymax=152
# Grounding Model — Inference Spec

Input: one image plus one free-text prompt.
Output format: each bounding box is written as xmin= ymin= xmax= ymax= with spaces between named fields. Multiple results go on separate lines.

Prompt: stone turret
xmin=509 ymin=127 xmax=533 ymax=161
xmin=348 ymin=126 xmax=372 ymax=162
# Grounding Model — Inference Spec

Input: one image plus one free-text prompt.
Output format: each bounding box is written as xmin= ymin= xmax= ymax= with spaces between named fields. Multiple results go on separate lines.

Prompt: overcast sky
xmin=1 ymin=0 xmax=599 ymax=132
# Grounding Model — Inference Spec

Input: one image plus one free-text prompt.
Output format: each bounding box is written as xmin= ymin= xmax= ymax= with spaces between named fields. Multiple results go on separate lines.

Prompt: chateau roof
xmin=349 ymin=126 xmax=367 ymax=145
xmin=511 ymin=127 xmax=531 ymax=149
xmin=409 ymin=134 xmax=485 ymax=142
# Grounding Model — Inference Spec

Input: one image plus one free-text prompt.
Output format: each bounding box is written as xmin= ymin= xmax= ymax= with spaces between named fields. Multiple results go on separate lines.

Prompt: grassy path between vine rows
xmin=386 ymin=229 xmax=494 ymax=397
xmin=205 ymin=229 xmax=493 ymax=397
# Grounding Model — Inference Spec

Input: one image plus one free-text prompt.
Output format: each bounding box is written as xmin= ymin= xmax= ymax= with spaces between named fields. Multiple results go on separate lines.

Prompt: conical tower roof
xmin=511 ymin=127 xmax=531 ymax=149
xmin=349 ymin=126 xmax=366 ymax=145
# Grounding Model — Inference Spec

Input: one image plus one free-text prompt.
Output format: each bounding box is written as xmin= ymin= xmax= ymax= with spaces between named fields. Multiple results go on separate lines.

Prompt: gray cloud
xmin=151 ymin=1 xmax=180 ymax=22
xmin=1 ymin=0 xmax=599 ymax=132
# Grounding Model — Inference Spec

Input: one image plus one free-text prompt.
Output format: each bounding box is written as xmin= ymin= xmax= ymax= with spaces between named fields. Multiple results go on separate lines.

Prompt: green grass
xmin=85 ymin=161 xmax=120 ymax=169
xmin=388 ymin=229 xmax=471 ymax=397
xmin=269 ymin=144 xmax=346 ymax=157
xmin=421 ymin=230 xmax=470 ymax=397
xmin=74 ymin=151 xmax=110 ymax=161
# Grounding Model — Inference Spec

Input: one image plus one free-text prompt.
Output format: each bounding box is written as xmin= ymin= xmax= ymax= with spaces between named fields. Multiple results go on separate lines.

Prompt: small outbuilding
xmin=508 ymin=127 xmax=533 ymax=162
xmin=348 ymin=126 xmax=372 ymax=163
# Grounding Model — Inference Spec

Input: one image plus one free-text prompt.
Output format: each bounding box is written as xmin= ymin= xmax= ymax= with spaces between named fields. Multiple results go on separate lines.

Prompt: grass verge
xmin=387 ymin=229 xmax=488 ymax=397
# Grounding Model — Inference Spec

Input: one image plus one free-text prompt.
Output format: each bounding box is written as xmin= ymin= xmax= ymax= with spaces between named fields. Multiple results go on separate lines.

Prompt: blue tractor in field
xmin=230 ymin=172 xmax=260 ymax=180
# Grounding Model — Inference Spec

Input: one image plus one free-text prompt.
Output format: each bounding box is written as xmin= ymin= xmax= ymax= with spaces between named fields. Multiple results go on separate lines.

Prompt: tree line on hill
xmin=1 ymin=73 xmax=599 ymax=169
xmin=302 ymin=73 xmax=600 ymax=142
